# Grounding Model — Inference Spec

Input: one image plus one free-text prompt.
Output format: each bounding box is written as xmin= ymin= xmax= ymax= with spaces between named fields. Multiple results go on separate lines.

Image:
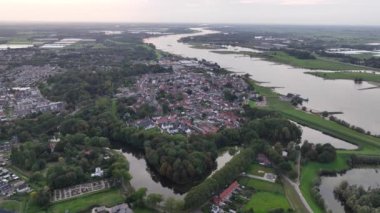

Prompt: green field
xmin=49 ymin=189 xmax=125 ymax=213
xmin=307 ymin=71 xmax=380 ymax=83
xmin=266 ymin=51 xmax=366 ymax=71
xmin=239 ymin=177 xmax=291 ymax=212
xmin=239 ymin=177 xmax=284 ymax=194
xmin=212 ymin=49 xmax=366 ymax=71
xmin=244 ymin=192 xmax=291 ymax=213
xmin=0 ymin=200 xmax=23 ymax=212
xmin=246 ymin=164 xmax=274 ymax=177
xmin=133 ymin=207 xmax=155 ymax=213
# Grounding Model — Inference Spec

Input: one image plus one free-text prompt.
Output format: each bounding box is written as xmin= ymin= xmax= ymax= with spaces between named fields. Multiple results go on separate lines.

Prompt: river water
xmin=320 ymin=168 xmax=380 ymax=213
xmin=121 ymin=147 xmax=235 ymax=199
xmin=144 ymin=28 xmax=380 ymax=135
xmin=120 ymin=28 xmax=367 ymax=199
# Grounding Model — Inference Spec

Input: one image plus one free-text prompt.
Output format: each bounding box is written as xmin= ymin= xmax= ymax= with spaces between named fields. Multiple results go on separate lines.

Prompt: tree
xmin=34 ymin=188 xmax=51 ymax=207
xmin=164 ymin=197 xmax=185 ymax=213
xmin=145 ymin=193 xmax=163 ymax=208
xmin=126 ymin=188 xmax=147 ymax=207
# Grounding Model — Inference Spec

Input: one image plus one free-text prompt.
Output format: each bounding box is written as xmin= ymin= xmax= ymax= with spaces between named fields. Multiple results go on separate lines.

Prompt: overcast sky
xmin=0 ymin=0 xmax=379 ymax=25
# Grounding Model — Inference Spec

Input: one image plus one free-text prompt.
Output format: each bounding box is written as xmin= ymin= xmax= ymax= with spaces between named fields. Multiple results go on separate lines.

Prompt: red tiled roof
xmin=213 ymin=181 xmax=239 ymax=205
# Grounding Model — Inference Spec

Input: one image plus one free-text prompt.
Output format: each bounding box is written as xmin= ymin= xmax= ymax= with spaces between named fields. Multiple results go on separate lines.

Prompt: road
xmin=283 ymin=176 xmax=313 ymax=213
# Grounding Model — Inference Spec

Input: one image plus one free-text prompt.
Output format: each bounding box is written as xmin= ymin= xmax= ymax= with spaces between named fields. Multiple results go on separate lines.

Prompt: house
xmin=213 ymin=181 xmax=240 ymax=205
xmin=257 ymin=154 xmax=272 ymax=167
xmin=264 ymin=173 xmax=277 ymax=183
xmin=91 ymin=167 xmax=104 ymax=177
xmin=136 ymin=118 xmax=155 ymax=130
xmin=16 ymin=183 xmax=30 ymax=193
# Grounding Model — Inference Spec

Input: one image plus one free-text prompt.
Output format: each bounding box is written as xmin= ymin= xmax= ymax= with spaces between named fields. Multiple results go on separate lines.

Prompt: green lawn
xmin=244 ymin=192 xmax=291 ymax=213
xmin=49 ymin=189 xmax=126 ymax=213
xmin=0 ymin=200 xmax=22 ymax=212
xmin=306 ymin=71 xmax=380 ymax=83
xmin=133 ymin=207 xmax=155 ymax=213
xmin=266 ymin=51 xmax=366 ymax=71
xmin=246 ymin=164 xmax=274 ymax=177
xmin=239 ymin=177 xmax=284 ymax=194
xmin=248 ymin=100 xmax=256 ymax=108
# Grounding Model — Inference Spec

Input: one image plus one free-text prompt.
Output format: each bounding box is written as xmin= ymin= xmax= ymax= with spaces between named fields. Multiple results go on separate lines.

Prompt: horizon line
xmin=0 ymin=20 xmax=379 ymax=28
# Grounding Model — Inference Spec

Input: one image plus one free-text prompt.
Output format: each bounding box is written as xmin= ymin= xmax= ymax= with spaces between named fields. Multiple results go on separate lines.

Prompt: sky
xmin=0 ymin=0 xmax=379 ymax=25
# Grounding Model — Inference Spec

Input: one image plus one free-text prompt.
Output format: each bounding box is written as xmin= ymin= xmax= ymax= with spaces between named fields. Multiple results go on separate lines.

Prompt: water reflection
xmin=320 ymin=168 xmax=380 ymax=213
xmin=118 ymin=146 xmax=235 ymax=199
xmin=298 ymin=123 xmax=358 ymax=150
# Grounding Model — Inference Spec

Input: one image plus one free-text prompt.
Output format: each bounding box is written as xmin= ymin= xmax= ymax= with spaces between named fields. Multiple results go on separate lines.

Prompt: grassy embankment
xmin=306 ymin=71 xmax=380 ymax=84
xmin=249 ymin=80 xmax=380 ymax=213
xmin=212 ymin=50 xmax=367 ymax=71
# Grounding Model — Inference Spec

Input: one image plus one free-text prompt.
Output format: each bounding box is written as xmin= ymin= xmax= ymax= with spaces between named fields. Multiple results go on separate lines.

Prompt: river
xmin=319 ymin=168 xmax=380 ymax=213
xmin=144 ymin=28 xmax=380 ymax=135
xmin=121 ymin=147 xmax=235 ymax=199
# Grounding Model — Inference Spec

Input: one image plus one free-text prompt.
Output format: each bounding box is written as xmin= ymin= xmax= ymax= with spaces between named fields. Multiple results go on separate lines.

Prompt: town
xmin=118 ymin=58 xmax=259 ymax=135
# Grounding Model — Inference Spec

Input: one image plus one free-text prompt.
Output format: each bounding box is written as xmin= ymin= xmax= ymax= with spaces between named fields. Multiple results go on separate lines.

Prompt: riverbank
xmin=211 ymin=49 xmax=367 ymax=71
xmin=249 ymin=79 xmax=380 ymax=154
xmin=247 ymin=79 xmax=380 ymax=212
xmin=306 ymin=71 xmax=380 ymax=84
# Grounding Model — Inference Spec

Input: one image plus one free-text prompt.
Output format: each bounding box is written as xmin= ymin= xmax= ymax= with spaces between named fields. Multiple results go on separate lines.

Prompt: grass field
xmin=239 ymin=176 xmax=291 ymax=212
xmin=244 ymin=192 xmax=291 ymax=213
xmin=306 ymin=71 xmax=380 ymax=83
xmin=246 ymin=164 xmax=274 ymax=177
xmin=133 ymin=207 xmax=155 ymax=213
xmin=0 ymin=200 xmax=22 ymax=212
xmin=239 ymin=177 xmax=284 ymax=194
xmin=212 ymin=49 xmax=366 ymax=71
xmin=49 ymin=189 xmax=125 ymax=213
xmin=266 ymin=51 xmax=366 ymax=71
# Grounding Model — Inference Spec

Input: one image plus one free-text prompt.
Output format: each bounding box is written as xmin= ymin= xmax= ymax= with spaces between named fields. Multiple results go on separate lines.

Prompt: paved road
xmin=283 ymin=176 xmax=313 ymax=213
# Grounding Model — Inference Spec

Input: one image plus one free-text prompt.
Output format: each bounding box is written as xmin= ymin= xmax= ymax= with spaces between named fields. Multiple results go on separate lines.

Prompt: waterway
xmin=144 ymin=28 xmax=380 ymax=135
xmin=298 ymin=124 xmax=358 ymax=150
xmin=319 ymin=168 xmax=380 ymax=213
xmin=121 ymin=147 xmax=235 ymax=199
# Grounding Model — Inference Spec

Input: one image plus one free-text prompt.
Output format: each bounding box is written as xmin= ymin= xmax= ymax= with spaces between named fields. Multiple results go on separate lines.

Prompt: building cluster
xmin=252 ymin=35 xmax=304 ymax=50
xmin=0 ymin=167 xmax=30 ymax=197
xmin=52 ymin=179 xmax=117 ymax=202
xmin=0 ymin=87 xmax=64 ymax=120
xmin=117 ymin=59 xmax=254 ymax=135
xmin=3 ymin=65 xmax=61 ymax=87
